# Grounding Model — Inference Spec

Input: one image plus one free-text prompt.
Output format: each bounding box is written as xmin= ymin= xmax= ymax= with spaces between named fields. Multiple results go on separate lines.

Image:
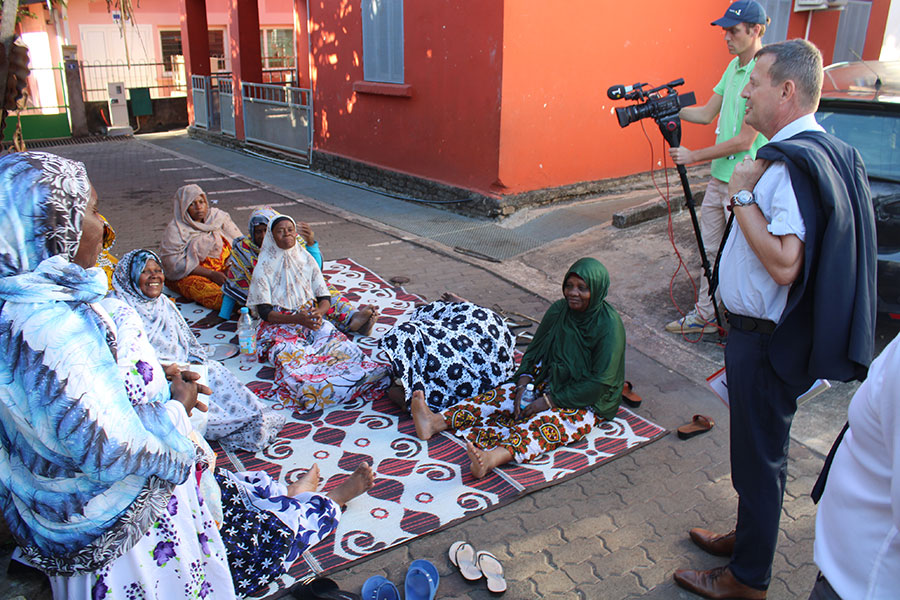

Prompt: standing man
xmin=674 ymin=39 xmax=877 ymax=599
xmin=665 ymin=0 xmax=769 ymax=335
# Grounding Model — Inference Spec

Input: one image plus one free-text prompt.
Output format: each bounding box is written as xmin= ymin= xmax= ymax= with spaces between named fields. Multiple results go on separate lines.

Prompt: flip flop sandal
xmin=502 ymin=317 xmax=531 ymax=330
xmin=677 ymin=414 xmax=715 ymax=440
xmin=621 ymin=381 xmax=642 ymax=408
xmin=293 ymin=577 xmax=361 ymax=599
xmin=360 ymin=576 xmax=400 ymax=600
xmin=449 ymin=540 xmax=482 ymax=581
xmin=476 ymin=551 xmax=507 ymax=594
xmin=404 ymin=559 xmax=440 ymax=600
xmin=516 ymin=332 xmax=534 ymax=346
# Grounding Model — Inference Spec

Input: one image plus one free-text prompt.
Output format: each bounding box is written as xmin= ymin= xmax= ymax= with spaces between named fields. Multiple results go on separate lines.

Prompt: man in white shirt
xmin=810 ymin=333 xmax=900 ymax=600
xmin=674 ymin=39 xmax=877 ymax=600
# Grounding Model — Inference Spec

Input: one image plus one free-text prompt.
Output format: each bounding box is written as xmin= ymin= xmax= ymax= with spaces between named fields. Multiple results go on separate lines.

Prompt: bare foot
xmin=348 ymin=305 xmax=375 ymax=333
xmin=287 ymin=464 xmax=321 ymax=496
xmin=441 ymin=292 xmax=467 ymax=303
xmin=466 ymin=442 xmax=513 ymax=479
xmin=410 ymin=390 xmax=446 ymax=440
xmin=348 ymin=304 xmax=379 ymax=336
xmin=327 ymin=462 xmax=375 ymax=506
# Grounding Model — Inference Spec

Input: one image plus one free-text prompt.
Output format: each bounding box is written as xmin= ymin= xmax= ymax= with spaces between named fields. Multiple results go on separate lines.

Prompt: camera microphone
xmin=607 ymin=83 xmax=643 ymax=100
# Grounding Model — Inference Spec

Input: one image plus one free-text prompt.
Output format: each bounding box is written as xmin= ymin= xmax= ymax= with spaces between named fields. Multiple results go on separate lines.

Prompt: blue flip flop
xmin=360 ymin=576 xmax=400 ymax=600
xmin=404 ymin=559 xmax=440 ymax=600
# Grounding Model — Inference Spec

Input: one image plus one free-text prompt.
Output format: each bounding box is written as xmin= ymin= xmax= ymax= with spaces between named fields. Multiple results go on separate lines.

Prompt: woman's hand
xmin=169 ymin=369 xmax=211 ymax=416
xmin=192 ymin=266 xmax=226 ymax=286
xmin=207 ymin=270 xmax=226 ymax=286
xmin=512 ymin=375 xmax=533 ymax=421
xmin=297 ymin=222 xmax=315 ymax=246
xmin=296 ymin=308 xmax=323 ymax=330
xmin=521 ymin=393 xmax=553 ymax=419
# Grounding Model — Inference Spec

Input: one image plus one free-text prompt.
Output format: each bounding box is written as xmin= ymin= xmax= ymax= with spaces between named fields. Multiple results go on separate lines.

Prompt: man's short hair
xmin=756 ymin=39 xmax=824 ymax=108
xmin=745 ymin=17 xmax=771 ymax=38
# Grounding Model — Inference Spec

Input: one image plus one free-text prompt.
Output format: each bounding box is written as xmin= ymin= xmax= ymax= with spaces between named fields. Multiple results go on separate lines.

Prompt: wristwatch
xmin=730 ymin=189 xmax=756 ymax=210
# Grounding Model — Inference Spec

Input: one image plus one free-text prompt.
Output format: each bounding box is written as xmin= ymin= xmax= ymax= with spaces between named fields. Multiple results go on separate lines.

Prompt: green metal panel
xmin=1 ymin=113 xmax=72 ymax=142
xmin=130 ymin=87 xmax=153 ymax=116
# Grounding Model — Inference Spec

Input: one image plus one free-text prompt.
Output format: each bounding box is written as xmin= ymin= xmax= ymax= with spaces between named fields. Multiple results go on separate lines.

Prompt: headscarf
xmin=111 ymin=249 xmax=207 ymax=364
xmin=222 ymin=206 xmax=280 ymax=304
xmin=245 ymin=214 xmax=329 ymax=310
xmin=0 ymin=152 xmax=197 ymax=575
xmin=158 ymin=184 xmax=241 ymax=280
xmin=515 ymin=257 xmax=626 ymax=419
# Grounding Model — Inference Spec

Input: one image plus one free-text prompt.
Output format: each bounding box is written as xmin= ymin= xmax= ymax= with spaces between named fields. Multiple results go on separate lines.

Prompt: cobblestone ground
xmin=1 ymin=139 xmax=831 ymax=599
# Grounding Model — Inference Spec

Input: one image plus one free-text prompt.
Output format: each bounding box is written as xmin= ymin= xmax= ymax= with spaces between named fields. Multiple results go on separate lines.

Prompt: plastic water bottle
xmin=237 ymin=307 xmax=256 ymax=363
xmin=520 ymin=383 xmax=536 ymax=409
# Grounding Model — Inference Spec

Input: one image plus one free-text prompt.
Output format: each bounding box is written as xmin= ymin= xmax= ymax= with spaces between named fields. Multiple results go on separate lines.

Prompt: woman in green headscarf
xmin=411 ymin=257 xmax=626 ymax=478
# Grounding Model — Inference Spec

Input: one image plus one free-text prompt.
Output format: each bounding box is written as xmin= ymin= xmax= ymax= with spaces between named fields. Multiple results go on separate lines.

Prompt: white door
xmin=79 ymin=24 xmax=156 ymax=101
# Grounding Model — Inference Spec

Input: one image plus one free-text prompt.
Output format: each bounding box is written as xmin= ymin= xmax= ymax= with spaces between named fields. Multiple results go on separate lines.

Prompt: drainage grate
xmin=2 ymin=135 xmax=133 ymax=151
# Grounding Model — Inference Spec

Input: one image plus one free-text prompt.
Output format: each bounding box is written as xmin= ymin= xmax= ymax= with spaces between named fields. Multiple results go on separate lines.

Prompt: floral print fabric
xmin=216 ymin=470 xmax=340 ymax=596
xmin=378 ymin=301 xmax=516 ymax=411
xmin=443 ymin=382 xmax=599 ymax=462
xmin=257 ymin=313 xmax=389 ymax=412
xmin=48 ymin=301 xmax=235 ymax=598
xmin=0 ymin=152 xmax=197 ymax=575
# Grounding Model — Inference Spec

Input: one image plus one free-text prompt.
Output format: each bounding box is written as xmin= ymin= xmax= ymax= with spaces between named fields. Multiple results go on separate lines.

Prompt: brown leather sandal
xmin=677 ymin=414 xmax=715 ymax=440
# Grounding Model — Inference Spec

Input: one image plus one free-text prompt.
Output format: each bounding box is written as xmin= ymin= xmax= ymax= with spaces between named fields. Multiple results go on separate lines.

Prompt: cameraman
xmin=665 ymin=0 xmax=770 ymax=335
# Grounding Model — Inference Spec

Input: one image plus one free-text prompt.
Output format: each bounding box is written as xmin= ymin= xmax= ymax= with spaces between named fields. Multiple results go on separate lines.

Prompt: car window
xmin=816 ymin=109 xmax=900 ymax=183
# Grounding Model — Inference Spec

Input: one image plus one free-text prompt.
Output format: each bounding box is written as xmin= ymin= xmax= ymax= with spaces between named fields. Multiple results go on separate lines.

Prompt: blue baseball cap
xmin=711 ymin=0 xmax=768 ymax=27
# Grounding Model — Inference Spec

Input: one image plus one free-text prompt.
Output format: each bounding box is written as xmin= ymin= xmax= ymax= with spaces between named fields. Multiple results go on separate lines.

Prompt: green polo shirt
xmin=710 ymin=56 xmax=768 ymax=183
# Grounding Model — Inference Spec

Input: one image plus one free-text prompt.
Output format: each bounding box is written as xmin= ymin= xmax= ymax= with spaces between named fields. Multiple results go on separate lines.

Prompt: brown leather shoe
xmin=689 ymin=528 xmax=736 ymax=557
xmin=674 ymin=566 xmax=766 ymax=599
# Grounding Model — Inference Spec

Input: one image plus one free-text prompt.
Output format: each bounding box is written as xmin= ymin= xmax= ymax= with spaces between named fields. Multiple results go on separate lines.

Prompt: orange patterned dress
xmin=168 ymin=240 xmax=231 ymax=310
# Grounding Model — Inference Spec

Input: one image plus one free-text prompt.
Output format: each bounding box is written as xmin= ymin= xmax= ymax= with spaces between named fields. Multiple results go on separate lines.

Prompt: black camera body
xmin=610 ymin=79 xmax=696 ymax=129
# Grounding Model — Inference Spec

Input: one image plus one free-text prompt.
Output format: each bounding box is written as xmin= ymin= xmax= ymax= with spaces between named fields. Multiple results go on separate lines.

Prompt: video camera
xmin=608 ymin=79 xmax=696 ymax=130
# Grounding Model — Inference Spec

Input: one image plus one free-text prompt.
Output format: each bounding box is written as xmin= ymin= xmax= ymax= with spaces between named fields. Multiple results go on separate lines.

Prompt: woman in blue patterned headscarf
xmin=0 ymin=152 xmax=236 ymax=598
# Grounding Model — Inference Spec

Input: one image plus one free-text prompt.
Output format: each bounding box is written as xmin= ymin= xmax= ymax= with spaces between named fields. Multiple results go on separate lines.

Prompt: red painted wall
xmin=307 ymin=0 xmax=504 ymax=195
xmin=497 ymin=1 xmax=727 ymax=194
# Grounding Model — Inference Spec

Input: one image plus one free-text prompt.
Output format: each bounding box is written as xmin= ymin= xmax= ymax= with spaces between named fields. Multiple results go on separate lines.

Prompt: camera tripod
xmin=652 ymin=113 xmax=724 ymax=333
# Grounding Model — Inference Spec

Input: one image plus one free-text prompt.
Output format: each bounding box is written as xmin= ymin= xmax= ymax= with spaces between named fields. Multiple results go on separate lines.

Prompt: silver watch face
xmin=733 ymin=190 xmax=754 ymax=205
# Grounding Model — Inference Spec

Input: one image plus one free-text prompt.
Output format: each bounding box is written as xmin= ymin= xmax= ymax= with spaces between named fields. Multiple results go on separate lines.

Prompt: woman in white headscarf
xmin=159 ymin=184 xmax=241 ymax=310
xmin=246 ymin=214 xmax=389 ymax=412
xmin=109 ymin=248 xmax=286 ymax=452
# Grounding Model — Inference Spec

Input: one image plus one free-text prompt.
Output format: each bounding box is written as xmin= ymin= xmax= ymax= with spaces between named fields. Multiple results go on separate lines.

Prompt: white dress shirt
xmin=718 ymin=114 xmax=824 ymax=322
xmin=814 ymin=333 xmax=900 ymax=599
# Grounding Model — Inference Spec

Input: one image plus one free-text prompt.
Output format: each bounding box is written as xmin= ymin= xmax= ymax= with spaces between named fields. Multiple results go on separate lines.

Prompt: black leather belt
xmin=725 ymin=311 xmax=776 ymax=335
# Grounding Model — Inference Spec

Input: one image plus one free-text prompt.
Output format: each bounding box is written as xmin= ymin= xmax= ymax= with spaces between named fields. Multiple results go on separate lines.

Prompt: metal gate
xmin=241 ymin=81 xmax=312 ymax=158
xmin=191 ymin=75 xmax=209 ymax=129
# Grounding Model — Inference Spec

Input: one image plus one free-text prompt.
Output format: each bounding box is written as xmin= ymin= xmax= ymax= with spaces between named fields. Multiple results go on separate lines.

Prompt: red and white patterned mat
xmin=178 ymin=258 xmax=667 ymax=595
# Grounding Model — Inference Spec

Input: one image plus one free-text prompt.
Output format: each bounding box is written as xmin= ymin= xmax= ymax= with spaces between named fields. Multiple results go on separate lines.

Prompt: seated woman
xmin=411 ymin=258 xmax=626 ymax=478
xmin=221 ymin=206 xmax=378 ymax=334
xmin=379 ymin=293 xmax=517 ymax=411
xmin=0 ymin=151 xmax=374 ymax=599
xmin=159 ymin=184 xmax=241 ymax=310
xmin=110 ymin=248 xmax=286 ymax=452
xmin=246 ymin=214 xmax=389 ymax=412
xmin=101 ymin=280 xmax=373 ymax=598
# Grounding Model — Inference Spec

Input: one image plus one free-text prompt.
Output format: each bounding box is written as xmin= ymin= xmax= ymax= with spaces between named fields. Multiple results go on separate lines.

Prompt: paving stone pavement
xmin=0 ymin=137 xmax=877 ymax=599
